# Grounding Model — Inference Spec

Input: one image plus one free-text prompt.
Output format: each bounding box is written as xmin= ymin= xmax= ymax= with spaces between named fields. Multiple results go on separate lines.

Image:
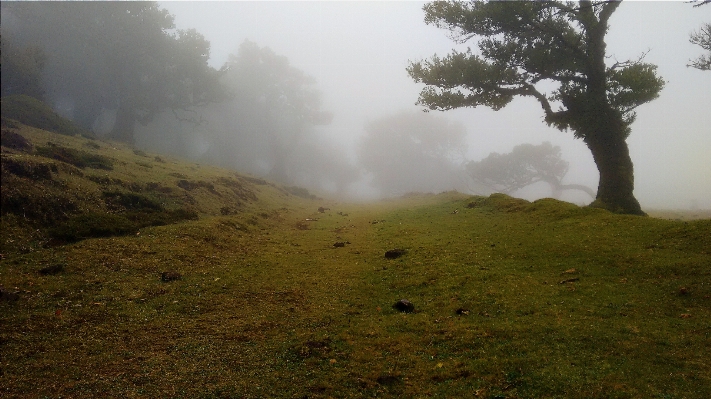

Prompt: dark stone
xmin=384 ymin=249 xmax=407 ymax=259
xmin=333 ymin=241 xmax=350 ymax=248
xmin=392 ymin=299 xmax=414 ymax=313
xmin=376 ymin=374 xmax=402 ymax=386
xmin=161 ymin=271 xmax=182 ymax=282
xmin=0 ymin=286 xmax=19 ymax=302
xmin=39 ymin=263 xmax=65 ymax=275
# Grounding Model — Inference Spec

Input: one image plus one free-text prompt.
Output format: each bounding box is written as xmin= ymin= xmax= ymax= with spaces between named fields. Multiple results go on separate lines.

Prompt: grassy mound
xmin=1 ymin=95 xmax=94 ymax=138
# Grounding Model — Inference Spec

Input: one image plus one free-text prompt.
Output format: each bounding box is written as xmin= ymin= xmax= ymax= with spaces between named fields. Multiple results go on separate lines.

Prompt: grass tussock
xmin=1 ymin=114 xmax=710 ymax=398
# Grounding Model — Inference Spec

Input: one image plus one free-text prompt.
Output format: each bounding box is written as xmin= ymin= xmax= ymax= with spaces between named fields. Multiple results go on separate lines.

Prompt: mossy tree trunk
xmin=584 ymin=128 xmax=644 ymax=215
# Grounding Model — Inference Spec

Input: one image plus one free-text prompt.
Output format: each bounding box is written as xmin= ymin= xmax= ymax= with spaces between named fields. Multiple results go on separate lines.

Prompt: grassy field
xmin=1 ymin=116 xmax=710 ymax=398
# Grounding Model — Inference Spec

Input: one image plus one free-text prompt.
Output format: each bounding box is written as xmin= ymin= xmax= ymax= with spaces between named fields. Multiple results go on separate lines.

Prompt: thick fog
xmin=156 ymin=1 xmax=709 ymax=209
xmin=3 ymin=2 xmax=709 ymax=209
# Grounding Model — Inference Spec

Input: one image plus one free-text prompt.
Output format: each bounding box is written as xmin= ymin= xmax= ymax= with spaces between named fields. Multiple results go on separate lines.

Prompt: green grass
xmin=1 ymin=118 xmax=710 ymax=398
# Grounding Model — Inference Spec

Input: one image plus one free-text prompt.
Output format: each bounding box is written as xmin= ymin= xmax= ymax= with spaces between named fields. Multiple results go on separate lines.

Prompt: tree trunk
xmin=559 ymin=184 xmax=595 ymax=199
xmin=584 ymin=132 xmax=645 ymax=215
xmin=109 ymin=103 xmax=136 ymax=144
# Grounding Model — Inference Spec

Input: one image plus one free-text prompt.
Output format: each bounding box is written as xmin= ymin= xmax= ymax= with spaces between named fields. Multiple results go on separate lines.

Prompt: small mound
xmin=1 ymin=95 xmax=95 ymax=139
xmin=525 ymin=197 xmax=592 ymax=218
xmin=466 ymin=193 xmax=530 ymax=212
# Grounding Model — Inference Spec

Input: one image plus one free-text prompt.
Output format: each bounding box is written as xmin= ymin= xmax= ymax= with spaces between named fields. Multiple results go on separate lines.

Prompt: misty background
xmin=2 ymin=1 xmax=709 ymax=209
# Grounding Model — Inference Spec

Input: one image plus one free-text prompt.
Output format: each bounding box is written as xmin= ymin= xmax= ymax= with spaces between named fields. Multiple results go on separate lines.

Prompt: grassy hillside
xmin=1 ymin=112 xmax=710 ymax=398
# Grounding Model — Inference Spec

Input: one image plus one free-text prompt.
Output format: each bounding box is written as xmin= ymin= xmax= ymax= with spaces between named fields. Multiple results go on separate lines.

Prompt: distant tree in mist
xmin=0 ymin=33 xmax=46 ymax=100
xmin=358 ymin=112 xmax=468 ymax=197
xmin=408 ymin=1 xmax=665 ymax=215
xmin=203 ymin=40 xmax=339 ymax=185
xmin=466 ymin=142 xmax=595 ymax=199
xmin=132 ymin=39 xmax=356 ymax=195
xmin=1 ymin=2 xmax=223 ymax=143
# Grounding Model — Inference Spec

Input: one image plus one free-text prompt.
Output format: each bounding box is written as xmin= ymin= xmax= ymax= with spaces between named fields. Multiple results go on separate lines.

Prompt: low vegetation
xmin=1 ymin=117 xmax=710 ymax=398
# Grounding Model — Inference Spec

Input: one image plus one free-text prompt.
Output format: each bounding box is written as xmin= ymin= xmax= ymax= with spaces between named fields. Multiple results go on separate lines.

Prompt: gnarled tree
xmin=466 ymin=142 xmax=595 ymax=199
xmin=408 ymin=0 xmax=664 ymax=215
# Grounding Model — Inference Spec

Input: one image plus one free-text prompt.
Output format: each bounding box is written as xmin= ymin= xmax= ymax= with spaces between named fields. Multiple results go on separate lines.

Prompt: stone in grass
xmin=392 ymin=299 xmax=415 ymax=313
xmin=0 ymin=286 xmax=19 ymax=302
xmin=39 ymin=263 xmax=65 ymax=275
xmin=384 ymin=248 xmax=407 ymax=259
xmin=455 ymin=308 xmax=470 ymax=316
xmin=161 ymin=271 xmax=182 ymax=282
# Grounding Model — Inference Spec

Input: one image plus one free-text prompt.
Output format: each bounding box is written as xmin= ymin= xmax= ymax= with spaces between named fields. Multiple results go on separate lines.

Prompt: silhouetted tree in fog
xmin=408 ymin=1 xmax=664 ymax=215
xmin=1 ymin=2 xmax=223 ymax=143
xmin=206 ymin=40 xmax=334 ymax=184
xmin=466 ymin=142 xmax=595 ymax=199
xmin=358 ymin=111 xmax=468 ymax=197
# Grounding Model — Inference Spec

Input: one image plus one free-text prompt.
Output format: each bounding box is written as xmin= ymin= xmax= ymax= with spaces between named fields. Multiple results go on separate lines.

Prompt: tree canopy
xmin=408 ymin=0 xmax=664 ymax=215
xmin=1 ymin=2 xmax=223 ymax=143
xmin=466 ymin=142 xmax=594 ymax=199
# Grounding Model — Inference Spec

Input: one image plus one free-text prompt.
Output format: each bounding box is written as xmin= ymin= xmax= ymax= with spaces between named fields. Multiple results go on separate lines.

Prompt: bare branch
xmin=609 ymin=49 xmax=651 ymax=70
xmin=689 ymin=0 xmax=711 ymax=7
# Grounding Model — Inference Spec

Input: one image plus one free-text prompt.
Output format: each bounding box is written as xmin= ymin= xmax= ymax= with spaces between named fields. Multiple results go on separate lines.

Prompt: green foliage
xmin=408 ymin=1 xmax=664 ymax=137
xmin=0 ymin=95 xmax=94 ymax=138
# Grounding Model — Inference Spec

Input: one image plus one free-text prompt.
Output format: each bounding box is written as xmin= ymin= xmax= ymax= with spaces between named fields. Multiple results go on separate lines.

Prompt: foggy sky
xmin=160 ymin=1 xmax=710 ymax=209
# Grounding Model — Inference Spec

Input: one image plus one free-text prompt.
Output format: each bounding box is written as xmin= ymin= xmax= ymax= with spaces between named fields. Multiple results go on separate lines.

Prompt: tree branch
xmin=521 ymin=84 xmax=555 ymax=119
